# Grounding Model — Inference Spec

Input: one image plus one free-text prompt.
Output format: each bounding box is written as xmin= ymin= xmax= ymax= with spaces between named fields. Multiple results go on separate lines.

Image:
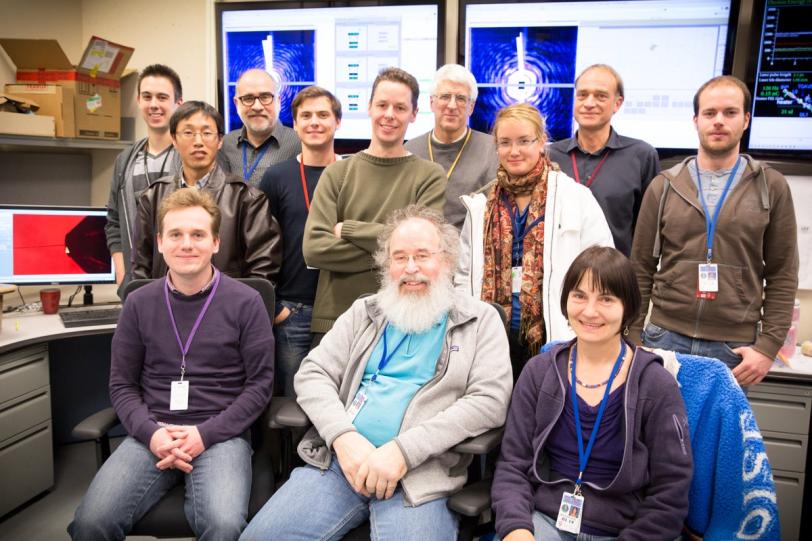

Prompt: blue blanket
xmin=676 ymin=353 xmax=780 ymax=540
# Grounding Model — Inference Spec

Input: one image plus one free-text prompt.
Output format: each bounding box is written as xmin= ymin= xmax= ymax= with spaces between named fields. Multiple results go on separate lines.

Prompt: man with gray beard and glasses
xmin=240 ymin=205 xmax=513 ymax=541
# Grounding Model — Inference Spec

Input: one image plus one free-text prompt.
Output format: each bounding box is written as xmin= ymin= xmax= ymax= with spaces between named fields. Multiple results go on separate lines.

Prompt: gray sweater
xmin=294 ymin=292 xmax=513 ymax=506
xmin=405 ymin=129 xmax=498 ymax=228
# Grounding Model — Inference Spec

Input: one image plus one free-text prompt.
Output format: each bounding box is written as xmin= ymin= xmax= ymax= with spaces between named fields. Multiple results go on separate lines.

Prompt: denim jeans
xmin=240 ymin=459 xmax=458 ymax=541
xmin=641 ymin=322 xmax=750 ymax=371
xmin=495 ymin=511 xmax=617 ymax=541
xmin=274 ymin=300 xmax=314 ymax=397
xmin=68 ymin=435 xmax=252 ymax=541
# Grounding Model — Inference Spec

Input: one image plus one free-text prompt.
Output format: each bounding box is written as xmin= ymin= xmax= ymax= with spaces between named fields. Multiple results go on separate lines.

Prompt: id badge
xmin=170 ymin=380 xmax=189 ymax=411
xmin=697 ymin=263 xmax=718 ymax=300
xmin=347 ymin=388 xmax=368 ymax=421
xmin=555 ymin=491 xmax=584 ymax=534
xmin=511 ymin=266 xmax=522 ymax=294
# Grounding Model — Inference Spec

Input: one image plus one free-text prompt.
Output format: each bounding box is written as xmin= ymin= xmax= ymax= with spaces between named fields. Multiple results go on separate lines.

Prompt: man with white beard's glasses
xmin=240 ymin=204 xmax=513 ymax=541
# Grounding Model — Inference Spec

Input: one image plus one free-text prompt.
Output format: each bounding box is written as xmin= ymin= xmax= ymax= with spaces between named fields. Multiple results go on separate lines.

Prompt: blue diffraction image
xmin=469 ymin=26 xmax=577 ymax=141
xmin=225 ymin=30 xmax=315 ymax=130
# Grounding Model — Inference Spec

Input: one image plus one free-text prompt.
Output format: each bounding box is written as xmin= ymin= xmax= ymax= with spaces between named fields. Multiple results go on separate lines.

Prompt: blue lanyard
xmin=163 ymin=270 xmax=221 ymax=380
xmin=502 ymin=194 xmax=544 ymax=244
xmin=570 ymin=340 xmax=627 ymax=493
xmin=242 ymin=143 xmax=269 ymax=181
xmin=694 ymin=157 xmax=741 ymax=262
xmin=371 ymin=324 xmax=408 ymax=383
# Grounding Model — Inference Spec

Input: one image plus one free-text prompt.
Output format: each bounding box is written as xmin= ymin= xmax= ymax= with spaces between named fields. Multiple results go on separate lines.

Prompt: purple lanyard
xmin=163 ymin=270 xmax=221 ymax=379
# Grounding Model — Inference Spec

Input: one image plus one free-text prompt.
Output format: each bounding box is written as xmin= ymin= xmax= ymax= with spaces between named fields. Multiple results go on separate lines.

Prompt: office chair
xmin=268 ymin=300 xmax=509 ymax=541
xmin=71 ymin=277 xmax=277 ymax=538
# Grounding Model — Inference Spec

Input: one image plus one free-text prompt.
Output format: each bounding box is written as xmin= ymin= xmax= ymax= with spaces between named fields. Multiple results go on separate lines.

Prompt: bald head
xmin=234 ymin=69 xmax=280 ymax=139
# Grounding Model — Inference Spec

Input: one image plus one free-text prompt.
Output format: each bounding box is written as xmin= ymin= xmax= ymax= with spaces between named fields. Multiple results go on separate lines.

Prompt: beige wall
xmin=0 ymin=0 xmax=84 ymax=84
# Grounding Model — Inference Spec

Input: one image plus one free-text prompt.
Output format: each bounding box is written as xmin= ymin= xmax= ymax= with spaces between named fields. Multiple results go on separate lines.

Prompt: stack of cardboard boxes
xmin=0 ymin=36 xmax=133 ymax=140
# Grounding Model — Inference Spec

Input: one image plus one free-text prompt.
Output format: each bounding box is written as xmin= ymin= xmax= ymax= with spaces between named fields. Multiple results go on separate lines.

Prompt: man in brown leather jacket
xmin=133 ymin=101 xmax=281 ymax=283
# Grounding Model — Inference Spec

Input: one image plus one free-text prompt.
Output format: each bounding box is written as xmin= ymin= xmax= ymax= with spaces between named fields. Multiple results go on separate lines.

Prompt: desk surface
xmin=766 ymin=348 xmax=812 ymax=383
xmin=0 ymin=311 xmax=115 ymax=354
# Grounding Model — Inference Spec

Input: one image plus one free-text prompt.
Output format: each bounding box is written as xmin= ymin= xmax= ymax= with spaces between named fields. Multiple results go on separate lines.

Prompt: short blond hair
xmin=157 ymin=188 xmax=221 ymax=236
xmin=492 ymin=103 xmax=547 ymax=144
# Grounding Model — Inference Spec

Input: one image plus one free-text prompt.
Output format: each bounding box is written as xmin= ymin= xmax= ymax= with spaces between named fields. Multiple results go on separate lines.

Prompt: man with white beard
xmin=240 ymin=205 xmax=513 ymax=541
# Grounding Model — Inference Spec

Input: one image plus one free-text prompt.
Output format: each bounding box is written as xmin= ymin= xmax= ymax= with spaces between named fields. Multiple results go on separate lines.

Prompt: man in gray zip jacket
xmin=241 ymin=205 xmax=513 ymax=541
xmin=105 ymin=65 xmax=183 ymax=296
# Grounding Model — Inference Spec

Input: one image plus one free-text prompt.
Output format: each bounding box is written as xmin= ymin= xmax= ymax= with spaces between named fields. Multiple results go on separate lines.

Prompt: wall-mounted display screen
xmin=217 ymin=2 xmax=442 ymax=142
xmin=462 ymin=0 xmax=738 ymax=150
xmin=746 ymin=0 xmax=812 ymax=154
xmin=0 ymin=206 xmax=114 ymax=285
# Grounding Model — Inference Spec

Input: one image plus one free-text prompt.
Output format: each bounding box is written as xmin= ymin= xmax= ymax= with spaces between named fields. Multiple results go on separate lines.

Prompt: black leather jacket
xmin=133 ymin=164 xmax=282 ymax=284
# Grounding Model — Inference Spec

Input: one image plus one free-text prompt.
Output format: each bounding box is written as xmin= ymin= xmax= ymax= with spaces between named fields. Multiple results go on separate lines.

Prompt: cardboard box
xmin=0 ymin=111 xmax=55 ymax=137
xmin=0 ymin=36 xmax=133 ymax=140
xmin=4 ymin=84 xmax=75 ymax=137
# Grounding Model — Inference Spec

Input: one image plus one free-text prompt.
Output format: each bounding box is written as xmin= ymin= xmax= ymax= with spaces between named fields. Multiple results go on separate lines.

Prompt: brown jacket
xmin=133 ymin=164 xmax=282 ymax=284
xmin=630 ymin=155 xmax=798 ymax=359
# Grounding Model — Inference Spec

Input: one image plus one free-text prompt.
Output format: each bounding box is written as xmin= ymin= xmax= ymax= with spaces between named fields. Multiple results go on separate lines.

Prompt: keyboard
xmin=59 ymin=306 xmax=122 ymax=328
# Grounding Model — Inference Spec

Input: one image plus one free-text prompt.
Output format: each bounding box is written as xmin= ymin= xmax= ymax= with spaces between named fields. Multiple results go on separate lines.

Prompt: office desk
xmin=0 ymin=311 xmax=116 ymax=517
xmin=751 ymin=349 xmax=812 ymax=541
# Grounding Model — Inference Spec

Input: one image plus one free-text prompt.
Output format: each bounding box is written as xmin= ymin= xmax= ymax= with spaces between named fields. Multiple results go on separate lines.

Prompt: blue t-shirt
xmin=353 ymin=316 xmax=448 ymax=446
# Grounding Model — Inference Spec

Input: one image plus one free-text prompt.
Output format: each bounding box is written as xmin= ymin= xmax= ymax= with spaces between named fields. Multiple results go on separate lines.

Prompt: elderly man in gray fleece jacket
xmin=241 ymin=205 xmax=513 ymax=541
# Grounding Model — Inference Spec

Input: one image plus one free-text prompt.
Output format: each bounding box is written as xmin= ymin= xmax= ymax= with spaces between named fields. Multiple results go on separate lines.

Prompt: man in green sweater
xmin=405 ymin=64 xmax=498 ymax=228
xmin=303 ymin=67 xmax=446 ymax=337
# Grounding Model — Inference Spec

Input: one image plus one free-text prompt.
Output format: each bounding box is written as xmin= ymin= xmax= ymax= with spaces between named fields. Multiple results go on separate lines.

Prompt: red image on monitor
xmin=13 ymin=214 xmax=111 ymax=275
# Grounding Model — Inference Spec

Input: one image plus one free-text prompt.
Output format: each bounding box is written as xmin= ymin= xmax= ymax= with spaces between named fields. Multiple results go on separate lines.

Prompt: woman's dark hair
xmin=560 ymin=246 xmax=642 ymax=331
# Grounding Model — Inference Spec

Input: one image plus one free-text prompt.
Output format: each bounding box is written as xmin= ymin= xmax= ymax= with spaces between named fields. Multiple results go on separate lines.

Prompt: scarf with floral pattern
xmin=481 ymin=156 xmax=550 ymax=350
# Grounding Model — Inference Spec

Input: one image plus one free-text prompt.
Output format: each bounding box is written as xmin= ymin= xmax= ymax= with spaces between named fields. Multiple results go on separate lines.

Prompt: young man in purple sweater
xmin=69 ymin=189 xmax=274 ymax=541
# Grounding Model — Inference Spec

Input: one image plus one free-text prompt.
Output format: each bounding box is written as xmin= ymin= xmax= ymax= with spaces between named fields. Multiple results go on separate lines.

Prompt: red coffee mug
xmin=40 ymin=288 xmax=61 ymax=314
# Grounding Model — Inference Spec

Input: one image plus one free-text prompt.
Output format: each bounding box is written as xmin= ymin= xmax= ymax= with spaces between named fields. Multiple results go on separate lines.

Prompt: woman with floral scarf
xmin=455 ymin=103 xmax=613 ymax=378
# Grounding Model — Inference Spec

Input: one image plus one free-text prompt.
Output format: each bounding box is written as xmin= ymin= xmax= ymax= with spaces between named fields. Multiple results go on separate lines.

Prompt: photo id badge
xmin=511 ymin=266 xmax=522 ymax=294
xmin=697 ymin=263 xmax=718 ymax=300
xmin=555 ymin=491 xmax=584 ymax=534
xmin=170 ymin=380 xmax=189 ymax=411
xmin=347 ymin=388 xmax=368 ymax=421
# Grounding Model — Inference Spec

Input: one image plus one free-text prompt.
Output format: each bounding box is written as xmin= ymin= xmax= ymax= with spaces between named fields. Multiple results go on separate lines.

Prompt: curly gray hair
xmin=374 ymin=205 xmax=460 ymax=275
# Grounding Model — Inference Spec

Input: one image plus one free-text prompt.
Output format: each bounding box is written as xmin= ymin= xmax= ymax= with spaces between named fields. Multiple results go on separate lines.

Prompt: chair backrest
xmin=123 ymin=277 xmax=275 ymax=321
xmin=674 ymin=353 xmax=780 ymax=540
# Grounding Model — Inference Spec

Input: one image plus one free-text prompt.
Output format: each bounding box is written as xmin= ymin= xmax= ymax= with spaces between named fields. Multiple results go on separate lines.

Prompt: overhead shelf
xmin=0 ymin=134 xmax=133 ymax=152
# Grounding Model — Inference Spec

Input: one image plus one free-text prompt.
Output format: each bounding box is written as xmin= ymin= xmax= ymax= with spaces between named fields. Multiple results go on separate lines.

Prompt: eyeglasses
xmin=177 ymin=130 xmax=219 ymax=142
xmin=237 ymin=93 xmax=275 ymax=107
xmin=496 ymin=138 xmax=539 ymax=150
xmin=390 ymin=250 xmax=442 ymax=267
xmin=435 ymin=93 xmax=470 ymax=106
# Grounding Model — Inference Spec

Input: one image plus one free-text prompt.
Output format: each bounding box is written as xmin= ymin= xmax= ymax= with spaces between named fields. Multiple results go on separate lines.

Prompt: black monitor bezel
xmin=457 ymin=0 xmax=742 ymax=157
xmin=214 ymin=0 xmax=446 ymax=155
xmin=0 ymin=204 xmax=115 ymax=286
xmin=741 ymin=0 xmax=812 ymax=161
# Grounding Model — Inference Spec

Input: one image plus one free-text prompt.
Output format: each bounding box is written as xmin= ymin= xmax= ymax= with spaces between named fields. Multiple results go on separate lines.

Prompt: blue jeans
xmin=641 ymin=322 xmax=750 ymax=371
xmin=274 ymin=300 xmax=314 ymax=397
xmin=68 ymin=435 xmax=252 ymax=541
xmin=240 ymin=459 xmax=458 ymax=541
xmin=495 ymin=511 xmax=617 ymax=541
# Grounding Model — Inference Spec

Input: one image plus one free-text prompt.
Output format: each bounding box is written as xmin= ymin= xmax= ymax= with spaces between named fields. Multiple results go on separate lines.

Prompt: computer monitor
xmin=216 ymin=1 xmax=443 ymax=143
xmin=461 ymin=0 xmax=739 ymax=151
xmin=745 ymin=0 xmax=812 ymax=155
xmin=0 ymin=205 xmax=115 ymax=285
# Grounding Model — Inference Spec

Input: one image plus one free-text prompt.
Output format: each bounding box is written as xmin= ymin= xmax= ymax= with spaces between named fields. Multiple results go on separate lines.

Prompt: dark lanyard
xmin=371 ymin=324 xmax=408 ymax=383
xmin=242 ymin=143 xmax=269 ymax=181
xmin=144 ymin=148 xmax=171 ymax=185
xmin=163 ymin=270 xmax=221 ymax=380
xmin=570 ymin=340 xmax=626 ymax=493
xmin=694 ymin=157 xmax=741 ymax=262
xmin=570 ymin=149 xmax=611 ymax=188
xmin=502 ymin=194 xmax=544 ymax=244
